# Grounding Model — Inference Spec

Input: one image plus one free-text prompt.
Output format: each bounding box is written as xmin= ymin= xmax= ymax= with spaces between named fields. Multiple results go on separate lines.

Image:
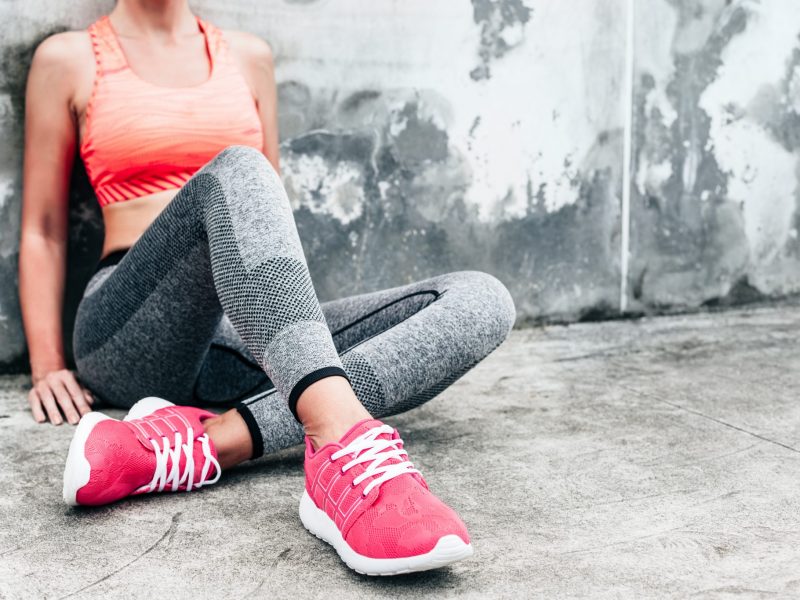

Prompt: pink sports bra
xmin=80 ymin=16 xmax=264 ymax=207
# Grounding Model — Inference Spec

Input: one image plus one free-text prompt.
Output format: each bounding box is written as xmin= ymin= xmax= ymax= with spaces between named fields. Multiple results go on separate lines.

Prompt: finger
xmin=51 ymin=380 xmax=81 ymax=425
xmin=75 ymin=395 xmax=92 ymax=416
xmin=37 ymin=384 xmax=63 ymax=425
xmin=71 ymin=390 xmax=92 ymax=417
xmin=75 ymin=375 xmax=94 ymax=405
xmin=27 ymin=389 xmax=47 ymax=423
xmin=62 ymin=375 xmax=92 ymax=417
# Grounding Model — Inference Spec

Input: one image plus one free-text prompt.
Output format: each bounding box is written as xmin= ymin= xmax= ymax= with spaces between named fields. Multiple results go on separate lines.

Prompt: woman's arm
xmin=19 ymin=33 xmax=94 ymax=425
xmin=227 ymin=32 xmax=280 ymax=173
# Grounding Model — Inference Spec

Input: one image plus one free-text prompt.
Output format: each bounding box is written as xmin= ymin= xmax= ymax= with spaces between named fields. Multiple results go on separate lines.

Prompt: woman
xmin=19 ymin=0 xmax=515 ymax=576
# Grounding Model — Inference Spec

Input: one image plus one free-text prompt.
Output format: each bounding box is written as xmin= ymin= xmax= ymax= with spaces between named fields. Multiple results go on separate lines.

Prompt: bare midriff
xmin=100 ymin=189 xmax=177 ymax=258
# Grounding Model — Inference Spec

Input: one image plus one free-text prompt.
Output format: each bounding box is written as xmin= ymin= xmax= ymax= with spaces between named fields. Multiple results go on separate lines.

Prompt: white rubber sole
xmin=124 ymin=396 xmax=174 ymax=421
xmin=299 ymin=491 xmax=473 ymax=576
xmin=62 ymin=412 xmax=111 ymax=506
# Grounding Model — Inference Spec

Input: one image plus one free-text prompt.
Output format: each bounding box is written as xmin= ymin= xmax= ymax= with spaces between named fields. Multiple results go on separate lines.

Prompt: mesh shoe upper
xmin=304 ymin=419 xmax=470 ymax=559
xmin=76 ymin=406 xmax=220 ymax=506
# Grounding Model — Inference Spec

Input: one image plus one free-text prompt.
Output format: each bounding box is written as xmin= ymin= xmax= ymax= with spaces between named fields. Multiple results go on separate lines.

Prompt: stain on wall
xmin=277 ymin=86 xmax=622 ymax=322
xmin=470 ymin=0 xmax=533 ymax=81
xmin=241 ymin=0 xmax=626 ymax=326
xmin=630 ymin=0 xmax=800 ymax=309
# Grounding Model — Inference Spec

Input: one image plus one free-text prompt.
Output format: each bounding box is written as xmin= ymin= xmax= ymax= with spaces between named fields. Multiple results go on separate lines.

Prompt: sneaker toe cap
xmin=346 ymin=486 xmax=470 ymax=559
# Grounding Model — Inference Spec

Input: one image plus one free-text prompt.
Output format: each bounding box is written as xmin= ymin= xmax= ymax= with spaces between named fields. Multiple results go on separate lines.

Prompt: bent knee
xmin=200 ymin=145 xmax=278 ymax=189
xmin=213 ymin=144 xmax=269 ymax=168
xmin=452 ymin=270 xmax=516 ymax=340
xmin=195 ymin=145 xmax=287 ymax=211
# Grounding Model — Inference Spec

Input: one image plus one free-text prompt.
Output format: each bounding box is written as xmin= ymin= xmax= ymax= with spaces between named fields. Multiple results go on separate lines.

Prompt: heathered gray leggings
xmin=72 ymin=146 xmax=516 ymax=458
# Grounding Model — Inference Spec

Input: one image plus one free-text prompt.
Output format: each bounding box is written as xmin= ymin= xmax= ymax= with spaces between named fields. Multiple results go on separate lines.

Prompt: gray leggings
xmin=72 ymin=146 xmax=516 ymax=458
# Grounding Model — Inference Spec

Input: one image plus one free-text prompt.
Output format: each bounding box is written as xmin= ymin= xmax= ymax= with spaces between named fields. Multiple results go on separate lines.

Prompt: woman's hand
xmin=28 ymin=369 xmax=93 ymax=425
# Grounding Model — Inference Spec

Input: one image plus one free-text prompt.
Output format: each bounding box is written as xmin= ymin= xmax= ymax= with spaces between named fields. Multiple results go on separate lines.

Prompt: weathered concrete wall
xmin=630 ymin=0 xmax=800 ymax=309
xmin=0 ymin=0 xmax=798 ymax=371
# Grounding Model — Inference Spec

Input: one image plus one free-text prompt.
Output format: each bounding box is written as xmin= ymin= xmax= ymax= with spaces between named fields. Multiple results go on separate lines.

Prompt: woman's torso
xmin=71 ymin=15 xmax=264 ymax=258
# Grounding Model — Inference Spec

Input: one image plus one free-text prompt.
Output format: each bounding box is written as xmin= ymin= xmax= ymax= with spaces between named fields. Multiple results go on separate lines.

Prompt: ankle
xmin=302 ymin=401 xmax=372 ymax=450
xmin=304 ymin=417 xmax=366 ymax=450
xmin=203 ymin=409 xmax=253 ymax=469
xmin=295 ymin=376 xmax=372 ymax=450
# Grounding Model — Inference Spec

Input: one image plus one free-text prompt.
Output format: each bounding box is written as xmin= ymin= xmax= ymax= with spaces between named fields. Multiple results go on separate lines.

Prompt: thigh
xmin=73 ymin=180 xmax=222 ymax=408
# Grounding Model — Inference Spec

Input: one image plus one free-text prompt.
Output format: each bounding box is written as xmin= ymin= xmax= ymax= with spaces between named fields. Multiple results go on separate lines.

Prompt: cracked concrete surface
xmin=2 ymin=304 xmax=800 ymax=598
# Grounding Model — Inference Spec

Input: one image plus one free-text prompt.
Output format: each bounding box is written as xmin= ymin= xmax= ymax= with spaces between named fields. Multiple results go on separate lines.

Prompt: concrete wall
xmin=0 ymin=0 xmax=798 ymax=371
xmin=631 ymin=0 xmax=800 ymax=310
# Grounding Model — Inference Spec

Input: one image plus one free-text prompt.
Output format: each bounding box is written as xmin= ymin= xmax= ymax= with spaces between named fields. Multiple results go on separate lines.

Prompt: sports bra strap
xmin=87 ymin=16 xmax=128 ymax=73
xmin=88 ymin=16 xmax=226 ymax=75
xmin=199 ymin=18 xmax=226 ymax=60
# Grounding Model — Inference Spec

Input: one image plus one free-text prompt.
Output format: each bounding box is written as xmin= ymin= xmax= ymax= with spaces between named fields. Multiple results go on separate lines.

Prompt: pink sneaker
xmin=62 ymin=397 xmax=221 ymax=506
xmin=299 ymin=419 xmax=473 ymax=575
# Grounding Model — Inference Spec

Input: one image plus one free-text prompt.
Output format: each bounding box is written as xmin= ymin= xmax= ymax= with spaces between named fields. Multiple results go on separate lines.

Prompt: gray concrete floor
xmin=2 ymin=305 xmax=800 ymax=599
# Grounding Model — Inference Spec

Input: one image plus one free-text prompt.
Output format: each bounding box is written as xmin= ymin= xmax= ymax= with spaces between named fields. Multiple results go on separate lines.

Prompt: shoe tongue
xmin=182 ymin=408 xmax=219 ymax=479
xmin=128 ymin=406 xmax=212 ymax=446
xmin=191 ymin=436 xmax=219 ymax=479
xmin=128 ymin=406 xmax=219 ymax=486
xmin=338 ymin=419 xmax=426 ymax=494
xmin=177 ymin=407 xmax=216 ymax=435
xmin=337 ymin=419 xmax=402 ymax=465
xmin=338 ymin=418 xmax=389 ymax=448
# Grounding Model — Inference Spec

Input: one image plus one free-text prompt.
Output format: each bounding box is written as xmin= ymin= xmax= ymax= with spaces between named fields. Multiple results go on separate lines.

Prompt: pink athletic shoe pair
xmin=63 ymin=399 xmax=472 ymax=575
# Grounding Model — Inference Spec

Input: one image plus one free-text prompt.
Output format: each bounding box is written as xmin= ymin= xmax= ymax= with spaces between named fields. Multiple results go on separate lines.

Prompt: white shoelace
xmin=331 ymin=424 xmax=420 ymax=496
xmin=147 ymin=428 xmax=221 ymax=493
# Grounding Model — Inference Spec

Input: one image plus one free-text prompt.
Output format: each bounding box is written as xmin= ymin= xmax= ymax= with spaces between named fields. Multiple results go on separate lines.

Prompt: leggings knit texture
xmin=72 ymin=146 xmax=516 ymax=458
